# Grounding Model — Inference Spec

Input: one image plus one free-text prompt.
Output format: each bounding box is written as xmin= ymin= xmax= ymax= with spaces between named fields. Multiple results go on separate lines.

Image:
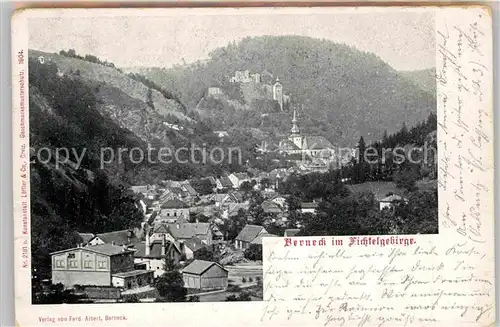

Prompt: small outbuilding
xmin=182 ymin=260 xmax=228 ymax=291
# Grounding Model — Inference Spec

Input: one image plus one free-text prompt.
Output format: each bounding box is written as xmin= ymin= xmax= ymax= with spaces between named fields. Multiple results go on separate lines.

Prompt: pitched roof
xmin=380 ymin=194 xmax=408 ymax=202
xmin=153 ymin=224 xmax=169 ymax=234
xmin=250 ymin=233 xmax=278 ymax=245
xmin=235 ymin=225 xmax=266 ymax=243
xmin=77 ymin=232 xmax=95 ymax=244
xmin=130 ymin=185 xmax=148 ymax=194
xmin=261 ymin=200 xmax=282 ymax=213
xmin=301 ymin=202 xmax=319 ymax=209
xmin=161 ymin=198 xmax=189 ymax=209
xmin=281 ymin=139 xmax=301 ymax=150
xmin=303 ymin=136 xmax=333 ymax=150
xmin=226 ymin=203 xmax=249 ymax=216
xmin=284 ymin=229 xmax=300 ymax=237
xmin=217 ymin=177 xmax=234 ymax=188
xmin=93 ymin=230 xmax=137 ymax=245
xmin=231 ymin=172 xmax=249 ymax=180
xmin=134 ymin=240 xmax=181 ymax=258
xmin=181 ymin=183 xmax=198 ymax=196
xmin=167 ymin=223 xmax=210 ymax=240
xmin=182 ymin=260 xmax=227 ymax=275
xmin=183 ymin=236 xmax=206 ymax=252
xmin=51 ymin=244 xmax=133 ymax=256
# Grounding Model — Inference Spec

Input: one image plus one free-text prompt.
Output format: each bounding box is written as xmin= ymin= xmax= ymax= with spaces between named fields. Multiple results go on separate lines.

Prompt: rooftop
xmin=112 ymin=270 xmax=153 ymax=278
xmin=161 ymin=198 xmax=189 ymax=209
xmin=235 ymin=224 xmax=267 ymax=243
xmin=93 ymin=229 xmax=137 ymax=245
xmin=182 ymin=260 xmax=227 ymax=275
xmin=50 ymin=244 xmax=133 ymax=257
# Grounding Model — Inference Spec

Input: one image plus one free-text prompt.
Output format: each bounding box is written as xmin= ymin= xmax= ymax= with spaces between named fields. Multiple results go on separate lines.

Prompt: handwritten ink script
xmin=436 ymin=8 xmax=493 ymax=243
xmin=262 ymin=237 xmax=494 ymax=326
xmin=262 ymin=8 xmax=493 ymax=327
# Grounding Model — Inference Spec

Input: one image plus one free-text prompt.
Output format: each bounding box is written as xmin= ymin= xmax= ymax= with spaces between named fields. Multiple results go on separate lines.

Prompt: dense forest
xmin=136 ymin=35 xmax=436 ymax=146
xmin=341 ymin=112 xmax=437 ymax=185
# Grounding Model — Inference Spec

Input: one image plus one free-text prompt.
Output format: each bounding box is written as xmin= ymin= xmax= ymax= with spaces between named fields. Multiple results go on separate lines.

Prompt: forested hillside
xmin=133 ymin=36 xmax=436 ymax=146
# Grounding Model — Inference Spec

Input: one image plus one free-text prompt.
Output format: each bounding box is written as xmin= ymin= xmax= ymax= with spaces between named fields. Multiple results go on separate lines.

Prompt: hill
xmin=30 ymin=49 xmax=192 ymax=148
xmin=131 ymin=36 xmax=436 ymax=146
xmin=399 ymin=68 xmax=436 ymax=96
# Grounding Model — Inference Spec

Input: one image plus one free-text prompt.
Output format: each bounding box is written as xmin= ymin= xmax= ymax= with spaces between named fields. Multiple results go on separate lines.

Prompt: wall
xmin=183 ymin=273 xmax=201 ymax=289
xmin=52 ymin=249 xmax=110 ymax=273
xmin=110 ymin=252 xmax=135 ymax=273
xmin=52 ymin=270 xmax=111 ymax=288
xmin=112 ymin=271 xmax=154 ymax=290
xmin=200 ymin=265 xmax=228 ymax=290
xmin=81 ymin=286 xmax=121 ymax=300
xmin=159 ymin=208 xmax=190 ymax=221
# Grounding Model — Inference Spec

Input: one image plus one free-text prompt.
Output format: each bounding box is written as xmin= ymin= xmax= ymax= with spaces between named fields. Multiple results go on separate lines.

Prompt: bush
xmin=248 ymin=277 xmax=253 ymax=282
xmin=242 ymin=277 xmax=247 ymax=283
xmin=227 ymin=284 xmax=241 ymax=292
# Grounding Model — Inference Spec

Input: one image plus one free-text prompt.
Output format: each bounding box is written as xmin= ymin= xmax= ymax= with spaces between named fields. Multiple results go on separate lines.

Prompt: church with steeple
xmin=277 ymin=108 xmax=337 ymax=170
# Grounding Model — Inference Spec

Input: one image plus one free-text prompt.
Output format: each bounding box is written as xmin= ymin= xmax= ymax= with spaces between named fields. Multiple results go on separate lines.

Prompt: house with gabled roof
xmin=157 ymin=198 xmax=190 ymax=223
xmin=87 ymin=229 xmax=138 ymax=247
xmin=300 ymin=202 xmax=319 ymax=214
xmin=235 ymin=224 xmax=268 ymax=250
xmin=215 ymin=176 xmax=234 ymax=190
xmin=379 ymin=194 xmax=408 ymax=211
xmin=167 ymin=223 xmax=213 ymax=245
xmin=182 ymin=236 xmax=209 ymax=260
xmin=50 ymin=244 xmax=153 ymax=289
xmin=228 ymin=172 xmax=250 ymax=188
xmin=261 ymin=200 xmax=283 ymax=214
xmin=182 ymin=260 xmax=228 ymax=291
xmin=77 ymin=232 xmax=95 ymax=246
xmin=133 ymin=233 xmax=181 ymax=277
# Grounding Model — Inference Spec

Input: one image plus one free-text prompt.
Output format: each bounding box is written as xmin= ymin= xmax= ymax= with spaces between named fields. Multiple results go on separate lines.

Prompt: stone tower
xmin=273 ymin=77 xmax=283 ymax=111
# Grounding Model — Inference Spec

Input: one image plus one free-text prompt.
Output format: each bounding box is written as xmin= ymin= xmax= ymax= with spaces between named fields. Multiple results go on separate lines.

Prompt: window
xmin=67 ymin=253 xmax=75 ymax=259
xmin=97 ymin=261 xmax=107 ymax=269
xmin=55 ymin=260 xmax=64 ymax=268
xmin=167 ymin=212 xmax=170 ymax=217
xmin=69 ymin=260 xmax=78 ymax=268
xmin=84 ymin=261 xmax=93 ymax=268
xmin=174 ymin=211 xmax=177 ymax=217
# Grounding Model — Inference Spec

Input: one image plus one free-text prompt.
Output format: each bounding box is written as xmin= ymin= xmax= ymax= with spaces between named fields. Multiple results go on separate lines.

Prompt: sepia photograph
xmin=26 ymin=9 xmax=439 ymax=305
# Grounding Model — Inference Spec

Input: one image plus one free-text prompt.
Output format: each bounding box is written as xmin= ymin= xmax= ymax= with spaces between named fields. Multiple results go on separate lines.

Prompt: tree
xmin=393 ymin=165 xmax=420 ymax=192
xmin=194 ymin=246 xmax=215 ymax=261
xmin=124 ymin=294 xmax=140 ymax=303
xmin=240 ymin=181 xmax=253 ymax=193
xmin=244 ymin=244 xmax=262 ymax=261
xmin=286 ymin=195 xmax=301 ymax=212
xmin=259 ymin=178 xmax=271 ymax=190
xmin=226 ymin=291 xmax=252 ymax=301
xmin=154 ymin=262 xmax=187 ymax=302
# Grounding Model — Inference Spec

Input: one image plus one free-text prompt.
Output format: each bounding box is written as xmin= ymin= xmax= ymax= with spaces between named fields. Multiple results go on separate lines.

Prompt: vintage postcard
xmin=11 ymin=6 xmax=494 ymax=327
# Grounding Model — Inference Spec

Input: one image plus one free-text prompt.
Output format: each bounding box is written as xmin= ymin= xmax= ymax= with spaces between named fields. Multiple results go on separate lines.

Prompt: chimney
xmin=161 ymin=235 xmax=166 ymax=256
xmin=145 ymin=231 xmax=151 ymax=256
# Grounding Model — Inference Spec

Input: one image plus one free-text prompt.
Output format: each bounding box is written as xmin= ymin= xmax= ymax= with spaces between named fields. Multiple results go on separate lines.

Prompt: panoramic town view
xmin=28 ymin=12 xmax=438 ymax=303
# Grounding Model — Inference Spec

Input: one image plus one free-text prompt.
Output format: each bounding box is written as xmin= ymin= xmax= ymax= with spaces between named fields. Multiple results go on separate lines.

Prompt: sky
xmin=28 ymin=9 xmax=435 ymax=71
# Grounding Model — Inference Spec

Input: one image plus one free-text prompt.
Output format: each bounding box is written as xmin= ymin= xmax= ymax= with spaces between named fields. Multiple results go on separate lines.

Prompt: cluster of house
xmin=49 ymin=221 xmax=284 ymax=297
xmin=131 ymin=169 xmax=302 ymax=225
xmin=50 ymin=221 xmax=228 ymax=295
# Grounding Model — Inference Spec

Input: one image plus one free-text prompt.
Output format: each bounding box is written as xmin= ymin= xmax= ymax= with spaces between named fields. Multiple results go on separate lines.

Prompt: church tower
xmin=273 ymin=77 xmax=283 ymax=111
xmin=288 ymin=108 xmax=303 ymax=149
